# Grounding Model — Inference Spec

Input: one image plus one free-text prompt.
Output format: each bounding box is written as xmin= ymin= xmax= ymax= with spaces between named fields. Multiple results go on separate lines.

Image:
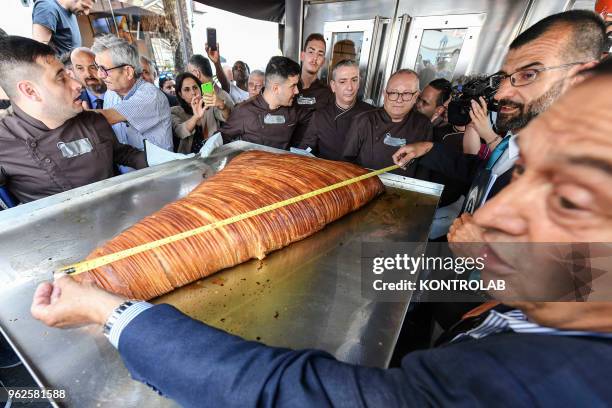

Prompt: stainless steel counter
xmin=0 ymin=142 xmax=442 ymax=407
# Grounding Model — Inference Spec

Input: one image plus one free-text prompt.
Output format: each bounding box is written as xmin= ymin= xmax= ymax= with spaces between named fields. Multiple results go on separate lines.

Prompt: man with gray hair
xmin=342 ymin=68 xmax=433 ymax=179
xmin=299 ymin=59 xmax=372 ymax=160
xmin=247 ymin=70 xmax=264 ymax=99
xmin=92 ymin=35 xmax=173 ymax=162
xmin=139 ymin=55 xmax=157 ymax=85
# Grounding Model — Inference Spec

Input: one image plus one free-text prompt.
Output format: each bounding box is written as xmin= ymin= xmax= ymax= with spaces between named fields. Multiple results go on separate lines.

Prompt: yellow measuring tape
xmin=57 ymin=164 xmax=400 ymax=276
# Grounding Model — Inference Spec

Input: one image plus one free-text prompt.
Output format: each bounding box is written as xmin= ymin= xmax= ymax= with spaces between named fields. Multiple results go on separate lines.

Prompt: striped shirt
xmin=104 ymin=78 xmax=173 ymax=155
xmin=453 ymin=309 xmax=612 ymax=342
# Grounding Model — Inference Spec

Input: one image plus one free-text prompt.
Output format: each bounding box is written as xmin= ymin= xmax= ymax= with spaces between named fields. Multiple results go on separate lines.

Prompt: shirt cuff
xmin=108 ymin=302 xmax=154 ymax=348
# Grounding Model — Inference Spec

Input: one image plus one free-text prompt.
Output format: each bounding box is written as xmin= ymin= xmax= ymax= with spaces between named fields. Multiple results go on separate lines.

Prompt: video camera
xmin=447 ymin=75 xmax=499 ymax=127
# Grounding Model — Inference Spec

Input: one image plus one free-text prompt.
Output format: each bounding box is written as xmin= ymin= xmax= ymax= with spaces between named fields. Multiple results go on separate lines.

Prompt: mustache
xmin=498 ymin=99 xmax=524 ymax=110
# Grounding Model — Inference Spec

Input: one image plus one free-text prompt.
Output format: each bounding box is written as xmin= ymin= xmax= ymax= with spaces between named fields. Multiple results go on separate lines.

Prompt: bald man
xmin=342 ymin=69 xmax=433 ymax=179
xmin=70 ymin=47 xmax=107 ymax=109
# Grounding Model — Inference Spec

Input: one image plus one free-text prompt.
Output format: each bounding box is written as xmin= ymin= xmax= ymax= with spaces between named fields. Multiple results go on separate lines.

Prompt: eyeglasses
xmin=95 ymin=63 xmax=131 ymax=78
xmin=385 ymin=90 xmax=418 ymax=102
xmin=490 ymin=62 xmax=584 ymax=88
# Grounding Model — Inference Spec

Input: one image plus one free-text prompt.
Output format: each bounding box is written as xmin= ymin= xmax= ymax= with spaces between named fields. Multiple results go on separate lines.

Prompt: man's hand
xmin=205 ymin=43 xmax=221 ymax=65
xmin=392 ymin=142 xmax=433 ymax=167
xmin=448 ymin=213 xmax=485 ymax=259
xmin=206 ymin=42 xmax=231 ymax=93
xmin=448 ymin=213 xmax=484 ymax=243
xmin=31 ymin=276 xmax=126 ymax=328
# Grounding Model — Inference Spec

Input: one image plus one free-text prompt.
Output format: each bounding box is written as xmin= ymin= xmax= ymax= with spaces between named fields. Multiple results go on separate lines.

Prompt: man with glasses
xmin=393 ymin=10 xmax=605 ymax=216
xmin=91 ymin=35 xmax=173 ymax=165
xmin=342 ymin=69 xmax=433 ymax=179
xmin=0 ymin=36 xmax=146 ymax=204
xmin=247 ymin=70 xmax=265 ymax=99
xmin=70 ymin=47 xmax=106 ymax=110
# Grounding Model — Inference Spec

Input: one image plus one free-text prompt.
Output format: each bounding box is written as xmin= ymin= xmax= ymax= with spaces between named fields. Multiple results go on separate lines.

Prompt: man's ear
xmin=126 ymin=65 xmax=136 ymax=81
xmin=434 ymin=104 xmax=446 ymax=118
xmin=299 ymin=51 xmax=305 ymax=63
xmin=16 ymin=80 xmax=41 ymax=102
xmin=329 ymin=79 xmax=336 ymax=93
xmin=568 ymin=60 xmax=599 ymax=88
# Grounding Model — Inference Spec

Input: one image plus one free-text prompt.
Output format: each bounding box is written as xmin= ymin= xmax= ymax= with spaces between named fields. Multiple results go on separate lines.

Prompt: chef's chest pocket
xmin=58 ymin=136 xmax=111 ymax=163
xmin=252 ymin=114 xmax=296 ymax=137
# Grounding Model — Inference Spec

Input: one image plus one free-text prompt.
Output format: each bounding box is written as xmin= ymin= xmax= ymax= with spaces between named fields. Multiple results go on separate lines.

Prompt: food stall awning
xmin=193 ymin=0 xmax=285 ymax=22
xmin=91 ymin=0 xmax=165 ymax=16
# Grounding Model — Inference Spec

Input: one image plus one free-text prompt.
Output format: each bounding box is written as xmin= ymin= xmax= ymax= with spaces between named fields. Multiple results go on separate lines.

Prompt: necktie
xmin=485 ymin=135 xmax=510 ymax=170
xmin=95 ymin=99 xmax=104 ymax=109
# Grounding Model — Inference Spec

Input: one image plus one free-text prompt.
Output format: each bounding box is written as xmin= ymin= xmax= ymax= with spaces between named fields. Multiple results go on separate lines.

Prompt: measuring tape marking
xmin=58 ymin=164 xmax=399 ymax=276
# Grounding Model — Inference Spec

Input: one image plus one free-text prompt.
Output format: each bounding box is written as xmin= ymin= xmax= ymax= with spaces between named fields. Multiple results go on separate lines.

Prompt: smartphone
xmin=206 ymin=28 xmax=217 ymax=51
xmin=201 ymin=82 xmax=214 ymax=95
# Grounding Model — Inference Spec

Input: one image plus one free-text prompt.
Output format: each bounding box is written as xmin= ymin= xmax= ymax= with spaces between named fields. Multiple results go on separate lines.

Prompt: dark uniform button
xmin=44 ymin=158 xmax=51 ymax=163
xmin=29 ymin=141 xmax=37 ymax=148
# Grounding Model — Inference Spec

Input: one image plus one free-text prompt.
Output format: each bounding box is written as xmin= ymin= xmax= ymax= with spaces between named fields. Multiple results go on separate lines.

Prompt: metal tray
xmin=0 ymin=142 xmax=442 ymax=407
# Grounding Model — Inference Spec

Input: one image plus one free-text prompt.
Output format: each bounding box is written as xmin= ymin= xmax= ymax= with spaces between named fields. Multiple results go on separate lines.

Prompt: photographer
xmin=462 ymin=96 xmax=502 ymax=159
xmin=171 ymin=73 xmax=230 ymax=154
xmin=393 ymin=10 xmax=604 ymax=216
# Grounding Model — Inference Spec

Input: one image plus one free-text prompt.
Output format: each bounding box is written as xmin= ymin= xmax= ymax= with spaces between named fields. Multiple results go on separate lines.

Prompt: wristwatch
xmin=103 ymin=300 xmax=136 ymax=338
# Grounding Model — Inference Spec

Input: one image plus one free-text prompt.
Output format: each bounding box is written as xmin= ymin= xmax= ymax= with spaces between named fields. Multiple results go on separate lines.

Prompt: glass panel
xmin=330 ymin=32 xmax=364 ymax=67
xmin=324 ymin=32 xmax=366 ymax=90
xmin=414 ymin=28 xmax=467 ymax=89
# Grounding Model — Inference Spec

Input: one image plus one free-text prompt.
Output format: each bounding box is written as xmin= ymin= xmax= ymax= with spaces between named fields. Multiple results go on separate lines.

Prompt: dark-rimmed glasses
xmin=95 ymin=63 xmax=131 ymax=78
xmin=385 ymin=90 xmax=418 ymax=102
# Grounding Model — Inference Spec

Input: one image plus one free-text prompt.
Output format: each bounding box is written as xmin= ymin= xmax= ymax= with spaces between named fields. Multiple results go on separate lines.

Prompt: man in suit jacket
xmin=30 ymin=63 xmax=612 ymax=406
xmin=70 ymin=47 xmax=107 ymax=110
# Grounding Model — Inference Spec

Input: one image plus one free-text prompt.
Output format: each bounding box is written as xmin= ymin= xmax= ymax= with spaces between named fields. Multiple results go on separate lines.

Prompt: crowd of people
xmin=0 ymin=2 xmax=612 ymax=406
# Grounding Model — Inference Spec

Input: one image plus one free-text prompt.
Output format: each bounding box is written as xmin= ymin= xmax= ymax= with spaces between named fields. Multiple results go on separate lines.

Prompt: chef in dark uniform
xmin=290 ymin=33 xmax=335 ymax=147
xmin=0 ymin=36 xmax=146 ymax=204
xmin=299 ymin=59 xmax=372 ymax=160
xmin=221 ymin=56 xmax=311 ymax=150
xmin=343 ymin=69 xmax=433 ymax=178
xmin=296 ymin=33 xmax=334 ymax=111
